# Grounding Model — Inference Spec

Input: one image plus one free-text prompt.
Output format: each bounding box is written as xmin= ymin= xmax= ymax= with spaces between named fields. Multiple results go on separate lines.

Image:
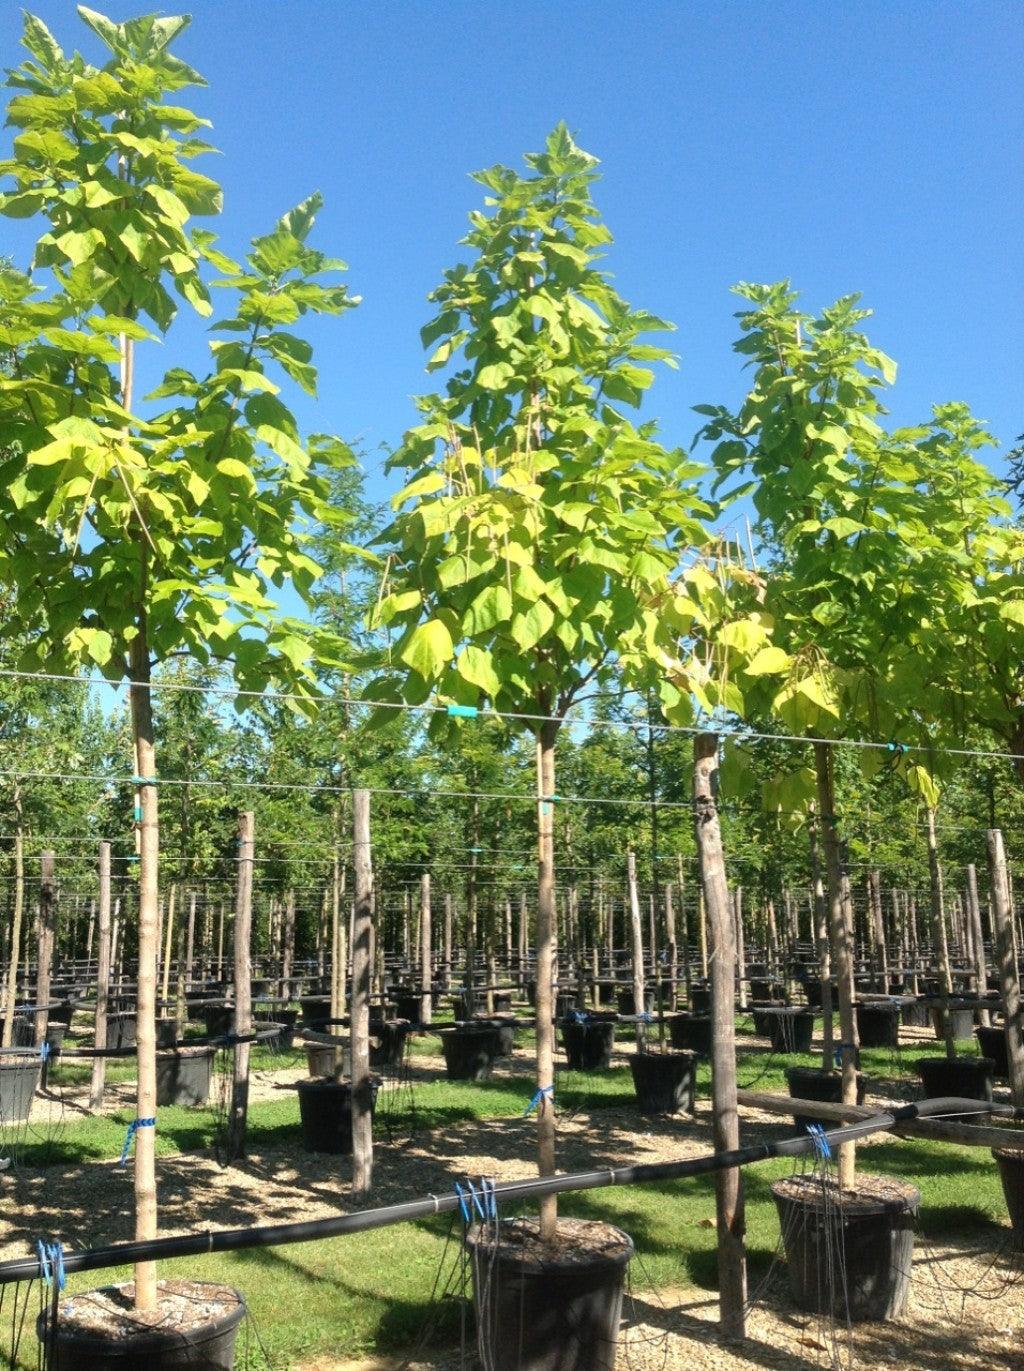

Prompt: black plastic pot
xmin=751 ymin=1000 xmax=785 ymax=1036
xmin=296 ymin=1078 xmax=378 ymax=1154
xmin=992 ymin=1147 xmax=1024 ymax=1247
xmin=668 ymin=1013 xmax=713 ymax=1056
xmin=469 ymin=1016 xmax=517 ymax=1058
xmin=299 ymin=995 xmax=331 ymax=1025
xmin=768 ymin=1008 xmax=815 ymax=1055
xmin=104 ymin=1012 xmax=137 ymax=1050
xmin=0 ymin=1055 xmax=40 ymax=1124
xmin=155 ymin=1018 xmax=178 ymax=1048
xmin=395 ymin=992 xmax=421 ymax=1023
xmin=915 ymin=1054 xmax=994 ymax=1101
xmin=199 ymin=1004 xmax=232 ymax=1038
xmin=616 ymin=988 xmax=637 ymax=1017
xmin=900 ymin=997 xmax=929 ymax=1028
xmin=785 ymin=1066 xmax=867 ymax=1135
xmin=492 ymin=991 xmax=514 ymax=1013
xmin=976 ymin=1025 xmax=1010 ymax=1078
xmin=466 ymin=1218 xmax=633 ymax=1371
xmin=13 ymin=1018 xmax=67 ymax=1053
xmin=41 ymin=1282 xmax=245 ymax=1369
xmin=855 ymin=1001 xmax=901 ymax=1048
xmin=439 ymin=1026 xmax=501 ymax=1081
xmin=772 ymin=1174 xmax=919 ymax=1321
xmin=803 ymin=979 xmax=837 ymax=1011
xmin=689 ymin=983 xmax=712 ymax=1015
xmin=369 ymin=1019 xmax=410 ymax=1070
xmin=561 ymin=1018 xmax=615 ymax=1072
xmin=305 ymin=1039 xmax=349 ymax=1079
xmin=930 ymin=1004 xmax=976 ymax=1041
xmin=750 ymin=977 xmax=784 ymax=1004
xmin=554 ymin=990 xmax=578 ymax=1019
xmin=629 ymin=1050 xmax=696 ymax=1115
xmin=594 ymin=980 xmax=616 ymax=1006
xmin=256 ymin=1007 xmax=299 ymax=1050
xmin=156 ymin=1047 xmax=215 ymax=1107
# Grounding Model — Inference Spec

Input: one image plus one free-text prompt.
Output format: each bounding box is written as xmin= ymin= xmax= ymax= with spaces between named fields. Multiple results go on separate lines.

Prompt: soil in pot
xmin=0 ymin=1054 xmax=40 ymax=1125
xmin=992 ymin=1147 xmax=1024 ymax=1247
xmin=668 ymin=1012 xmax=712 ymax=1056
xmin=772 ymin=1172 xmax=919 ymax=1321
xmin=629 ymin=1050 xmax=696 ymax=1115
xmin=768 ymin=1007 xmax=815 ymax=1054
xmin=855 ymin=1000 xmax=901 ymax=1048
xmin=785 ymin=1066 xmax=867 ymax=1135
xmin=156 ymin=1047 xmax=216 ymax=1107
xmin=915 ymin=1054 xmax=994 ymax=1100
xmin=466 ymin=1216 xmax=633 ymax=1371
xmin=976 ymin=1025 xmax=1009 ymax=1078
xmin=41 ymin=1279 xmax=244 ymax=1370
xmin=296 ymin=1077 xmax=378 ymax=1154
xmin=439 ymin=1025 xmax=501 ymax=1081
xmin=561 ymin=1018 xmax=615 ymax=1072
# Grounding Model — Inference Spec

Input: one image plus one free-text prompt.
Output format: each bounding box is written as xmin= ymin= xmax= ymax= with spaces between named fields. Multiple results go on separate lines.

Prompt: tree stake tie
xmin=119 ymin=1116 xmax=156 ymax=1166
xmin=446 ymin=704 xmax=478 ymax=719
xmin=834 ymin=1042 xmax=857 ymax=1067
xmin=807 ymin=1123 xmax=832 ymax=1163
xmin=36 ymin=1239 xmax=65 ymax=1291
xmin=540 ymin=795 xmax=560 ymax=817
xmin=523 ymin=1084 xmax=554 ymax=1117
xmin=131 ymin=775 xmax=159 ymax=787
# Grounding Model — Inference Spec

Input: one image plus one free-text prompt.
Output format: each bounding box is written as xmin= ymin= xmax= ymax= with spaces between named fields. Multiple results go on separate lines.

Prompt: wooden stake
xmin=966 ymin=863 xmax=990 ymax=1026
xmin=226 ymin=811 xmax=254 ymax=1161
xmin=987 ymin=828 xmax=1024 ymax=1105
xmin=694 ymin=733 xmax=746 ymax=1338
xmin=1 ymin=794 xmax=24 ymax=1050
xmin=34 ymin=851 xmax=56 ymax=1050
xmin=626 ymin=849 xmax=646 ymax=1052
xmin=351 ymin=789 xmax=374 ymax=1196
xmin=535 ymin=722 xmax=559 ymax=1241
xmin=89 ymin=843 xmax=112 ymax=1110
xmin=419 ymin=872 xmax=432 ymax=1025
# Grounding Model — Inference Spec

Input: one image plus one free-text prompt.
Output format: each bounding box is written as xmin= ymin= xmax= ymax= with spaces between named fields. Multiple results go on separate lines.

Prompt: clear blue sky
xmin=3 ymin=1 xmax=1022 ymax=511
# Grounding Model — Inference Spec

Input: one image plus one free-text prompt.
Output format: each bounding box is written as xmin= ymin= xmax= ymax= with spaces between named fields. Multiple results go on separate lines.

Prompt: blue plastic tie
xmin=454 ymin=1182 xmax=470 ymax=1224
xmin=885 ymin=741 xmax=907 ymax=756
xmin=119 ymin=1116 xmax=156 ymax=1166
xmin=446 ymin=703 xmax=478 ymax=719
xmin=466 ymin=1181 xmax=486 ymax=1221
xmin=131 ymin=775 xmax=159 ymax=787
xmin=638 ymin=1012 xmax=654 ymax=1024
xmin=808 ymin=1123 xmax=832 ymax=1161
xmin=48 ymin=1241 xmax=66 ymax=1292
xmin=834 ymin=1042 xmax=856 ymax=1067
xmin=523 ymin=1084 xmax=554 ymax=1117
xmin=36 ymin=1240 xmax=51 ymax=1287
xmin=482 ymin=1177 xmax=498 ymax=1220
xmin=39 ymin=1041 xmax=50 ymax=1062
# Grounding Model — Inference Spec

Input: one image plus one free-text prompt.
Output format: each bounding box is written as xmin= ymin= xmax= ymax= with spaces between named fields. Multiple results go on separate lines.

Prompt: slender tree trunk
xmin=130 ymin=629 xmax=159 ymax=1311
xmin=419 ymin=872 xmax=432 ymax=1025
xmin=535 ymin=719 xmax=559 ymax=1241
xmin=733 ymin=886 xmax=746 ymax=1010
xmin=808 ymin=807 xmax=833 ymax=1071
xmin=664 ymin=881 xmax=678 ymax=1011
xmin=814 ymin=743 xmax=859 ymax=1191
xmin=925 ymin=807 xmax=956 ymax=1060
xmin=226 ymin=811 xmax=254 ymax=1160
xmin=34 ymin=851 xmax=56 ymax=1050
xmin=88 ymin=843 xmax=112 ymax=1109
xmin=988 ymin=829 xmax=1024 ymax=1105
xmin=966 ymin=863 xmax=989 ymax=1026
xmin=694 ymin=734 xmax=746 ymax=1338
xmin=184 ymin=889 xmax=196 ymax=995
xmin=626 ymin=850 xmax=646 ymax=1052
xmin=1 ymin=792 xmax=24 ymax=1050
xmin=351 ymin=790 xmax=374 ymax=1195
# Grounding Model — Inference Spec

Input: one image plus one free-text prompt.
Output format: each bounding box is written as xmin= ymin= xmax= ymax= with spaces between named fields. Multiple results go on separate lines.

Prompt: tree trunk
xmin=693 ymin=733 xmax=746 ymax=1338
xmin=1 ymin=792 xmax=24 ymax=1050
xmin=925 ymin=807 xmax=956 ymax=1060
xmin=160 ymin=883 xmax=176 ymax=1008
xmin=664 ymin=881 xmax=678 ymax=1011
xmin=130 ymin=630 xmax=159 ymax=1311
xmin=626 ymin=850 xmax=646 ymax=1052
xmin=89 ymin=843 xmax=112 ymax=1109
xmin=34 ymin=850 xmax=56 ymax=1050
xmin=966 ymin=863 xmax=989 ymax=1026
xmin=419 ymin=872 xmax=432 ymax=1025
xmin=808 ymin=807 xmax=833 ymax=1072
xmin=535 ymin=719 xmax=559 ymax=1241
xmin=351 ymin=789 xmax=374 ymax=1196
xmin=987 ymin=829 xmax=1024 ymax=1105
xmin=226 ymin=811 xmax=254 ymax=1160
xmin=813 ymin=743 xmax=859 ymax=1191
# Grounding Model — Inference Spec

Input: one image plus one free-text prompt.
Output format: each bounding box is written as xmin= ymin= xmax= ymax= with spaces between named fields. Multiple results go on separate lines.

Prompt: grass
xmin=1 ymin=1012 xmax=1012 ymax=1368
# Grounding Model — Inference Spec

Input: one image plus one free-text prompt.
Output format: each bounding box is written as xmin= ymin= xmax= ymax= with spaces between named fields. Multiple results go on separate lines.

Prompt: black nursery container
xmin=855 ymin=1000 xmax=901 ymax=1048
xmin=369 ymin=1018 xmax=410 ymax=1070
xmin=105 ymin=1010 xmax=137 ymax=1049
xmin=296 ymin=1077 xmax=378 ymax=1154
xmin=976 ymin=1025 xmax=1009 ymax=1078
xmin=628 ymin=1050 xmax=696 ymax=1115
xmin=768 ymin=1007 xmax=815 ymax=1055
xmin=466 ymin=1218 xmax=633 ymax=1371
xmin=915 ymin=1054 xmax=995 ymax=1101
xmin=784 ymin=1066 xmax=867 ymax=1135
xmin=561 ymin=1017 xmax=615 ymax=1072
xmin=155 ymin=1046 xmax=215 ymax=1107
xmin=993 ymin=1147 xmax=1024 ymax=1247
xmin=439 ymin=1025 xmax=501 ymax=1081
xmin=773 ymin=1174 xmax=919 ymax=1321
xmin=930 ymin=1004 xmax=976 ymax=1042
xmin=41 ymin=1282 xmax=246 ymax=1369
xmin=668 ymin=1013 xmax=713 ymax=1056
xmin=0 ymin=1054 xmax=40 ymax=1125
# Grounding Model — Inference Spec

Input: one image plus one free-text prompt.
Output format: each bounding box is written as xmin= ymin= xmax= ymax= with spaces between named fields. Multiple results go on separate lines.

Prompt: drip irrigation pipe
xmin=0 ymin=1097 xmax=1018 ymax=1286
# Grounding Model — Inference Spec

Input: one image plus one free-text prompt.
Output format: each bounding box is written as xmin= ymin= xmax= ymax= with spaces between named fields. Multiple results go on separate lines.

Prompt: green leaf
xmin=509 ymin=600 xmax=554 ymax=651
xmin=744 ymin=646 xmax=792 ymax=676
xmin=476 ymin=362 xmax=515 ymax=390
xmin=456 ymin=645 xmax=501 ymax=697
xmin=465 ymin=584 xmax=512 ymax=634
xmin=400 ymin=618 xmax=454 ymax=680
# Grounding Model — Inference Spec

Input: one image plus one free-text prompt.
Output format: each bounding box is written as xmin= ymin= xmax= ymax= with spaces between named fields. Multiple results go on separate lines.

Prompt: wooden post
xmin=664 ymin=882 xmax=678 ymax=1010
xmin=34 ymin=851 xmax=56 ymax=1050
xmin=733 ymin=886 xmax=746 ymax=1010
xmin=925 ymin=807 xmax=956 ymax=1059
xmin=868 ymin=869 xmax=888 ymax=990
xmin=626 ymin=850 xmax=646 ymax=1051
xmin=185 ymin=888 xmax=196 ymax=994
xmin=444 ymin=892 xmax=454 ymax=987
xmin=808 ymin=806 xmax=833 ymax=1071
xmin=419 ymin=872 xmax=432 ymax=1025
xmin=281 ymin=888 xmax=296 ymax=1000
xmin=89 ymin=842 xmax=112 ymax=1110
xmin=351 ymin=789 xmax=374 ymax=1195
xmin=226 ymin=811 xmax=254 ymax=1160
xmin=1 ymin=798 xmax=24 ymax=1050
xmin=535 ymin=721 xmax=559 ymax=1240
xmin=987 ymin=829 xmax=1024 ymax=1105
xmin=813 ymin=743 xmax=859 ymax=1191
xmin=160 ymin=882 xmax=176 ymax=1008
xmin=966 ymin=863 xmax=990 ymax=1025
xmin=694 ymin=733 xmax=746 ymax=1338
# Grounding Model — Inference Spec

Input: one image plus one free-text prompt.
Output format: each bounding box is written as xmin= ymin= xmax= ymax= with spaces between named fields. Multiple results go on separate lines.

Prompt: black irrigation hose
xmin=8 ymin=1027 xmax=285 ymax=1061
xmin=1 ymin=1097 xmax=1019 ymax=1286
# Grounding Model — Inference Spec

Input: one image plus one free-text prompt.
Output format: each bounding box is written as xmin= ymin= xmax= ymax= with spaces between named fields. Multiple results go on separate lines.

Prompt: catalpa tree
xmin=369 ymin=124 xmax=722 ymax=1237
xmin=0 ymin=7 xmax=358 ymax=1306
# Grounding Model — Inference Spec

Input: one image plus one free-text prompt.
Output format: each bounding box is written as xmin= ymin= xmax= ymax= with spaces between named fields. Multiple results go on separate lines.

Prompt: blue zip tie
xmin=466 ymin=1181 xmax=486 ymax=1221
xmin=119 ymin=1116 xmax=156 ymax=1166
xmin=446 ymin=703 xmax=478 ymax=718
xmin=523 ymin=1084 xmax=554 ymax=1117
xmin=36 ymin=1240 xmax=50 ymax=1286
xmin=885 ymin=741 xmax=907 ymax=756
xmin=131 ymin=775 xmax=159 ymax=786
xmin=808 ymin=1123 xmax=832 ymax=1161
xmin=638 ymin=1012 xmax=654 ymax=1024
xmin=133 ymin=805 xmax=143 ymax=822
xmin=48 ymin=1241 xmax=66 ymax=1291
xmin=481 ymin=1177 xmax=498 ymax=1220
xmin=834 ymin=1042 xmax=857 ymax=1066
xmin=39 ymin=1040 xmax=50 ymax=1062
xmin=454 ymin=1182 xmax=470 ymax=1223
